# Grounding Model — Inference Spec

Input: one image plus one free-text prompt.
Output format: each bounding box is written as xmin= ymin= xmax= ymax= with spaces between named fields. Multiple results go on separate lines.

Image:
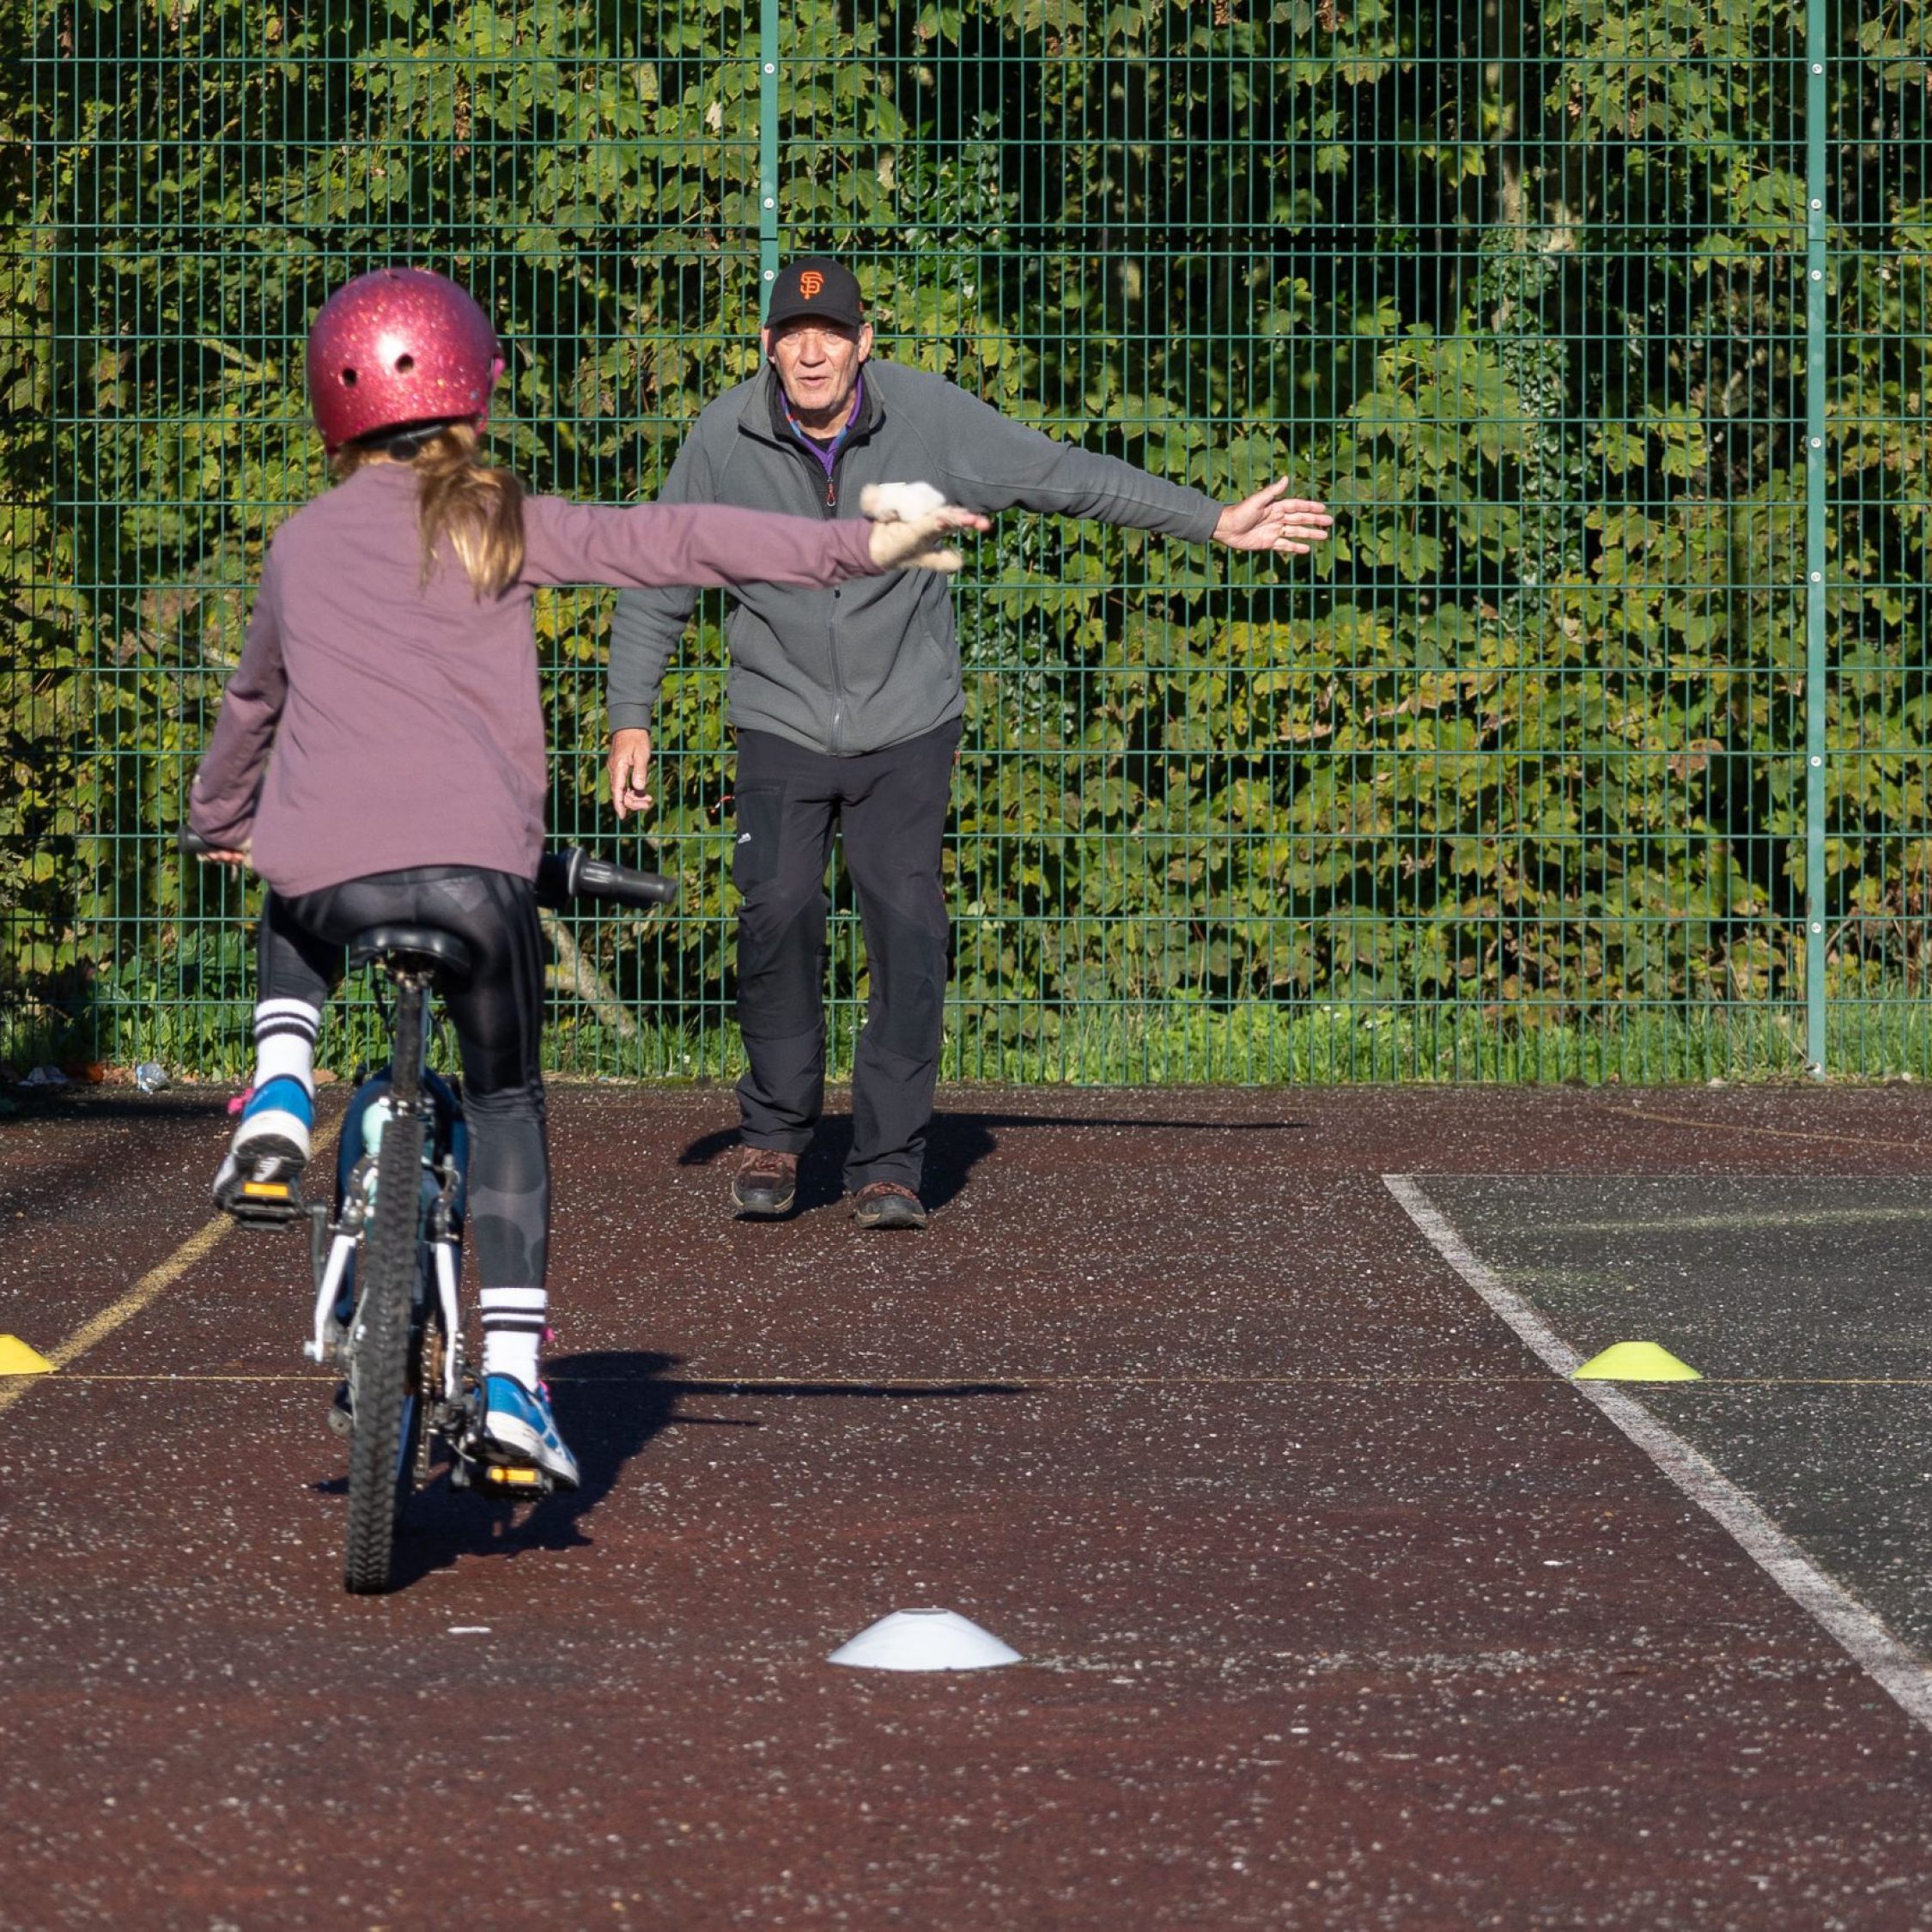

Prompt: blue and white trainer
xmin=212 ymin=1075 xmax=313 ymax=1222
xmin=478 ymin=1374 xmax=580 ymax=1490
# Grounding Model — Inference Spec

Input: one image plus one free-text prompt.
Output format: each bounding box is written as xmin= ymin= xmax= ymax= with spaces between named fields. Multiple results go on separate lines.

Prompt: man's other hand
xmin=1213 ymin=478 xmax=1335 ymax=556
xmin=609 ymin=728 xmax=654 ymax=820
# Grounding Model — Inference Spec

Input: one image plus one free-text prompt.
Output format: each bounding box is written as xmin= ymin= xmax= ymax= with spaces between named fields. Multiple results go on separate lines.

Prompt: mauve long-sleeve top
xmin=189 ymin=460 xmax=881 ymax=896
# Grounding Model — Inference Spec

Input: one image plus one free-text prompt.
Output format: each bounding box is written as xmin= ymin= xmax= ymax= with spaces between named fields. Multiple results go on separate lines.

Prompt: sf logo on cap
xmin=799 ymin=270 xmax=825 ymax=300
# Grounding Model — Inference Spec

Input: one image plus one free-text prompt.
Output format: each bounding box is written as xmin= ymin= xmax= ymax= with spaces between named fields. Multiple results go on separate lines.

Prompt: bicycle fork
xmin=305 ymin=973 xmax=469 ymax=1429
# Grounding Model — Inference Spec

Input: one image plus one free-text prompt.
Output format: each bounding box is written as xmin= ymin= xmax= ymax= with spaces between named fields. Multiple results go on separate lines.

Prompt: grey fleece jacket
xmin=608 ymin=359 xmax=1224 ymax=756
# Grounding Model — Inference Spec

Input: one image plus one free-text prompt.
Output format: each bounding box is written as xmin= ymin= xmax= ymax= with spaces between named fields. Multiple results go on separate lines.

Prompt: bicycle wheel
xmin=343 ymin=1108 xmax=428 ymax=1595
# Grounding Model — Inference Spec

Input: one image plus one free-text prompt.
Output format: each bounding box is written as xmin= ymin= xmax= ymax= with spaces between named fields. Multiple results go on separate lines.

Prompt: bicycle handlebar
xmin=534 ymin=847 xmax=678 ymax=910
xmin=178 ymin=830 xmax=677 ymax=911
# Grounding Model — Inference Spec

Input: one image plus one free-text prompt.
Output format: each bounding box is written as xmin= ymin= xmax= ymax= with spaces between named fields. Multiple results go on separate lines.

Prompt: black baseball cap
xmin=765 ymin=256 xmax=866 ymax=331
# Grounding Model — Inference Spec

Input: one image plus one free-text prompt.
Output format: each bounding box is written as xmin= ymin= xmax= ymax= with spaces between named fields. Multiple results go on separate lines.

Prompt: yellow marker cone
xmin=1573 ymin=1340 xmax=1701 ymax=1382
xmin=0 ymin=1335 xmax=56 ymax=1375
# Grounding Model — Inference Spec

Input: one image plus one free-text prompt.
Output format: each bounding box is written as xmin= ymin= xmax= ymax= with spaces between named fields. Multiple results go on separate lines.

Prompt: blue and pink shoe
xmin=478 ymin=1375 xmax=580 ymax=1490
xmin=212 ymin=1075 xmax=313 ymax=1223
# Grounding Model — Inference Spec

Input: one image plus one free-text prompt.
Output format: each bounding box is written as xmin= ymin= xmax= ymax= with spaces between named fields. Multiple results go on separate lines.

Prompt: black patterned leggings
xmin=259 ymin=866 xmax=549 ymax=1292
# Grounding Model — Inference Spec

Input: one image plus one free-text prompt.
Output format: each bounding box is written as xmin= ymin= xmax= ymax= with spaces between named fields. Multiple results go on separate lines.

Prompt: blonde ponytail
xmin=333 ymin=420 xmax=526 ymax=598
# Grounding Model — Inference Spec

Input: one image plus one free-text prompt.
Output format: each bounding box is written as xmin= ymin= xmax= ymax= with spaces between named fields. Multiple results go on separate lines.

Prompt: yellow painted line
xmin=1609 ymin=1103 xmax=1928 ymax=1156
xmin=603 ymin=1374 xmax=1555 ymax=1389
xmin=1688 ymin=1377 xmax=1932 ymax=1387
xmin=1528 ymin=1206 xmax=1932 ymax=1235
xmin=562 ymin=1372 xmax=1932 ymax=1389
xmin=21 ymin=1372 xmax=337 ymax=1383
xmin=12 ymin=1369 xmax=1932 ymax=1394
xmin=0 ymin=1115 xmax=341 ymax=1420
xmin=14 ymin=1370 xmax=1558 ymax=1389
xmin=0 ymin=1217 xmax=235 ymax=1419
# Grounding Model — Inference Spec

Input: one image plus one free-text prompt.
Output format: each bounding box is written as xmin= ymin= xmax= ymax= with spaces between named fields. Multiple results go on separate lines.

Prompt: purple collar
xmin=783 ymin=373 xmax=865 ymax=477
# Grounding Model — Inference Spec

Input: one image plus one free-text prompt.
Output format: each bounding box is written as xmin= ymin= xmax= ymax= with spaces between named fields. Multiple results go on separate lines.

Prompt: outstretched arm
xmin=933 ymin=382 xmax=1333 ymax=555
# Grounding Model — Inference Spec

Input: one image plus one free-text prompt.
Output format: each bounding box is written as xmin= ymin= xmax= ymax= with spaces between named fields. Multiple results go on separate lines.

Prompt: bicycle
xmin=179 ymin=834 xmax=676 ymax=1594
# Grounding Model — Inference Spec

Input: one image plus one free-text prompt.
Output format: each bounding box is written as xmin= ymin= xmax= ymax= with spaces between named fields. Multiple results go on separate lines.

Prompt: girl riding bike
xmin=189 ymin=265 xmax=985 ymax=1490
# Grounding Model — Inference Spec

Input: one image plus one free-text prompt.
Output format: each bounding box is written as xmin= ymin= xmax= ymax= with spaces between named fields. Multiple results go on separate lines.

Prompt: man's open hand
xmin=1212 ymin=478 xmax=1335 ymax=556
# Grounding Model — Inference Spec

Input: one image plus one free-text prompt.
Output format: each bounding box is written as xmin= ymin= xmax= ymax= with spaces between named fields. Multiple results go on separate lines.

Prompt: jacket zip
xmin=771 ymin=408 xmax=866 ymax=749
xmin=820 ymin=443 xmax=855 ymax=747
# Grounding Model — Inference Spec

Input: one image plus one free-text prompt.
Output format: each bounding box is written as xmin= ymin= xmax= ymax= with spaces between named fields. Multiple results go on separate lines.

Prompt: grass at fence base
xmin=24 ymin=997 xmax=1932 ymax=1091
xmin=937 ymin=1004 xmax=1837 ymax=1085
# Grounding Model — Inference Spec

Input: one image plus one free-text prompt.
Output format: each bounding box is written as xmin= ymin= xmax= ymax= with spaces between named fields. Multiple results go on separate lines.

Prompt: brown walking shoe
xmin=849 ymin=1181 xmax=927 ymax=1230
xmin=731 ymin=1145 xmax=799 ymax=1218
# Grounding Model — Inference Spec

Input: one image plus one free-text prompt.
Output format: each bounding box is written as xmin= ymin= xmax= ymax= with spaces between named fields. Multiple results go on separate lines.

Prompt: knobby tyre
xmin=343 ymin=1109 xmax=428 ymax=1595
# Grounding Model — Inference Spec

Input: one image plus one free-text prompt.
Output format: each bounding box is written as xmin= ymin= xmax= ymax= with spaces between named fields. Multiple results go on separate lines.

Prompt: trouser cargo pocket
xmin=731 ymin=787 xmax=784 ymax=894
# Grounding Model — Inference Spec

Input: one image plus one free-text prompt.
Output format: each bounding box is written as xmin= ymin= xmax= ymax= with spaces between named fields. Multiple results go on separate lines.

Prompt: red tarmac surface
xmin=4 ymin=1083 xmax=1932 ymax=1929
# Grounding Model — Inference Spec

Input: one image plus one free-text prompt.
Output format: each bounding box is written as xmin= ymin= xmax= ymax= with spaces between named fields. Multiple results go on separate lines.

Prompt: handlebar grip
xmin=534 ymin=847 xmax=678 ymax=911
xmin=570 ymin=853 xmax=679 ymax=908
xmin=178 ymin=828 xmax=216 ymax=857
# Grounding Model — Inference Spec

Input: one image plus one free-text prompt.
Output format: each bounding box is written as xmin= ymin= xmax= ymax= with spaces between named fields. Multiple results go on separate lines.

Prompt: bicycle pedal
xmin=479 ymin=1463 xmax=552 ymax=1497
xmin=222 ymin=1179 xmax=307 ymax=1228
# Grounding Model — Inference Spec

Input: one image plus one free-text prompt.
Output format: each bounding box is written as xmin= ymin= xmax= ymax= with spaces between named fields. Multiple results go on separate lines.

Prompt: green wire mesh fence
xmin=5 ymin=1 xmax=1928 ymax=1084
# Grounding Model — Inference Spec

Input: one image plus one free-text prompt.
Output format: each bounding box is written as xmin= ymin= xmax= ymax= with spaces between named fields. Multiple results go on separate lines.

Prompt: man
xmin=608 ymin=254 xmax=1334 ymax=1229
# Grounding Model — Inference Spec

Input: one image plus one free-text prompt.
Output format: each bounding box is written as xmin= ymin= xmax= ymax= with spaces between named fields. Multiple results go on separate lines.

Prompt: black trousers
xmin=260 ymin=866 xmax=550 ymax=1291
xmin=731 ymin=720 xmax=959 ymax=1192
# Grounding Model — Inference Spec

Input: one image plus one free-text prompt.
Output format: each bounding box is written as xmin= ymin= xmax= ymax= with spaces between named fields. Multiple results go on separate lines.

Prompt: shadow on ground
xmin=372 ymin=1349 xmax=1031 ymax=1586
xmin=371 ymin=1348 xmax=685 ymax=1584
xmin=680 ymin=1108 xmax=1309 ymax=1214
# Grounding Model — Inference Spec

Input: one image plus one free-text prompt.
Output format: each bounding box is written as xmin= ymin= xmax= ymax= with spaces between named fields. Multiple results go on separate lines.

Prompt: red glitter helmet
xmin=306 ymin=266 xmax=504 ymax=454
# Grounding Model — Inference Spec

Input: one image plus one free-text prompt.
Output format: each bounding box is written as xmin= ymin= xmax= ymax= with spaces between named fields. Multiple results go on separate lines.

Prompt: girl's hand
xmin=861 ymin=482 xmax=991 ymax=574
xmin=197 ymin=841 xmax=252 ymax=867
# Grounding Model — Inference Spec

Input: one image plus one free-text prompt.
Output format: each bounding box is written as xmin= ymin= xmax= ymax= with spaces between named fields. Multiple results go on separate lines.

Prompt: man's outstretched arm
xmin=936 ymin=383 xmax=1332 ymax=555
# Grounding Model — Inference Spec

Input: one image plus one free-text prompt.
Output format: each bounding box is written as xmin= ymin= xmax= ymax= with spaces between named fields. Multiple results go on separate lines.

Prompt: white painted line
xmin=1382 ymin=1172 xmax=1932 ymax=1739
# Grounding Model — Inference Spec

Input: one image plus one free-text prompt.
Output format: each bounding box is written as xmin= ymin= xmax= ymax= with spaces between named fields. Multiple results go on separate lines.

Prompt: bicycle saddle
xmin=347 ymin=924 xmax=475 ymax=982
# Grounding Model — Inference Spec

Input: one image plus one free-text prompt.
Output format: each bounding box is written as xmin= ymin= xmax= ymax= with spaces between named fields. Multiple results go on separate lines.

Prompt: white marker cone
xmin=828 ymin=1607 xmax=1023 ymax=1672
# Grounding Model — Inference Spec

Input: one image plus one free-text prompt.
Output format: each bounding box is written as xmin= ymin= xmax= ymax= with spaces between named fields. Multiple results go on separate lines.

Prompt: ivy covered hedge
xmin=5 ymin=0 xmax=1929 ymax=1077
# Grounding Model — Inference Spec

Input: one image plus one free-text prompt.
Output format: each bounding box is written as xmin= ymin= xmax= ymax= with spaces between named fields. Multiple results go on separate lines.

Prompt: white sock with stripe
xmin=479 ymin=1286 xmax=547 ymax=1388
xmin=251 ymin=998 xmax=319 ymax=1097
xmin=230 ymin=998 xmax=321 ymax=1160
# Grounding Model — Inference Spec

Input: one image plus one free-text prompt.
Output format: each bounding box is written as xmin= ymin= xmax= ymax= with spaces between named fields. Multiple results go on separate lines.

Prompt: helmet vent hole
xmin=339 ymin=368 xmax=358 ymax=387
xmin=394 ymin=353 xmax=415 ymax=373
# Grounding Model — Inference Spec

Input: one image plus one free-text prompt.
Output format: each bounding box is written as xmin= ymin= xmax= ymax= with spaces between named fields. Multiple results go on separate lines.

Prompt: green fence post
xmin=1802 ymin=6 xmax=1830 ymax=1075
xmin=757 ymin=0 xmax=780 ymax=307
